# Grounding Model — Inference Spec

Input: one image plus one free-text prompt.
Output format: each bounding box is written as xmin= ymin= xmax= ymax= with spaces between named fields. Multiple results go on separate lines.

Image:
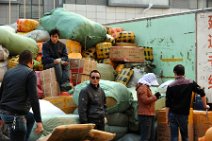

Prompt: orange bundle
xmin=17 ymin=19 xmax=39 ymax=32
xmin=106 ymin=27 xmax=124 ymax=38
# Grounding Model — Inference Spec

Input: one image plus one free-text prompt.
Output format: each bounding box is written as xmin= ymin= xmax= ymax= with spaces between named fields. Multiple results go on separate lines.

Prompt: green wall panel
xmin=108 ymin=13 xmax=196 ymax=81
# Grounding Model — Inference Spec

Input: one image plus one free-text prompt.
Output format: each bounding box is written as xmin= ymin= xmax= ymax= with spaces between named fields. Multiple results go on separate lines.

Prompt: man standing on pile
xmin=42 ymin=28 xmax=72 ymax=92
xmin=166 ymin=64 xmax=209 ymax=141
xmin=78 ymin=70 xmax=107 ymax=130
xmin=0 ymin=50 xmax=43 ymax=141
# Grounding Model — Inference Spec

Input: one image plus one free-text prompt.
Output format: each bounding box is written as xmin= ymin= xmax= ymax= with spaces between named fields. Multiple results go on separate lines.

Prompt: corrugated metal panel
xmin=107 ymin=13 xmax=196 ymax=81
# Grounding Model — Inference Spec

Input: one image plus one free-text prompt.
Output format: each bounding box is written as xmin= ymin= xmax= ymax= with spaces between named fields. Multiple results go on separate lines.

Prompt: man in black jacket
xmin=166 ymin=64 xmax=209 ymax=141
xmin=78 ymin=70 xmax=106 ymax=130
xmin=0 ymin=50 xmax=43 ymax=141
xmin=42 ymin=28 xmax=71 ymax=92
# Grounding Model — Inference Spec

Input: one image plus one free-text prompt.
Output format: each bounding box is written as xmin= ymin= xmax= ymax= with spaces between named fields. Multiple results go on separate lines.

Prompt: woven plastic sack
xmin=96 ymin=42 xmax=112 ymax=59
xmin=116 ymin=31 xmax=135 ymax=43
xmin=0 ymin=27 xmax=38 ymax=57
xmin=98 ymin=58 xmax=116 ymax=68
xmin=115 ymin=68 xmax=134 ymax=86
xmin=106 ymin=113 xmax=128 ymax=127
xmin=105 ymin=34 xmax=115 ymax=45
xmin=25 ymin=29 xmax=50 ymax=42
xmin=106 ymin=27 xmax=124 ymax=38
xmin=0 ymin=25 xmax=16 ymax=33
xmin=66 ymin=40 xmax=81 ymax=53
xmin=144 ymin=47 xmax=153 ymax=61
xmin=0 ymin=61 xmax=8 ymax=82
xmin=8 ymin=55 xmax=19 ymax=69
xmin=29 ymin=114 xmax=80 ymax=141
xmin=40 ymin=8 xmax=106 ymax=49
xmin=105 ymin=125 xmax=128 ymax=140
xmin=97 ymin=63 xmax=116 ymax=81
xmin=82 ymin=47 xmax=96 ymax=60
xmin=17 ymin=19 xmax=39 ymax=32
xmin=0 ymin=45 xmax=9 ymax=61
xmin=73 ymin=80 xmax=133 ymax=114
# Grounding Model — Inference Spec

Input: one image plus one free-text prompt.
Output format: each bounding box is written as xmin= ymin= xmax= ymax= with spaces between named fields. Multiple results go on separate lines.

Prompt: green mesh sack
xmin=73 ymin=80 xmax=133 ymax=114
xmin=0 ymin=27 xmax=38 ymax=57
xmin=40 ymin=8 xmax=106 ymax=49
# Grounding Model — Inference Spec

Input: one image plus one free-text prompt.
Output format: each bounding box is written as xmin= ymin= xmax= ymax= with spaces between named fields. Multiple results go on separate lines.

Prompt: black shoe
xmin=60 ymin=82 xmax=72 ymax=92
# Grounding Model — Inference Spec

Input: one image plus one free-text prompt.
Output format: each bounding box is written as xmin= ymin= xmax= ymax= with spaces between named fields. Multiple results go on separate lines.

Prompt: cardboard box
xmin=157 ymin=123 xmax=170 ymax=141
xmin=157 ymin=108 xmax=168 ymax=124
xmin=110 ymin=46 xmax=144 ymax=62
xmin=71 ymin=73 xmax=90 ymax=85
xmin=40 ymin=68 xmax=60 ymax=97
xmin=157 ymin=108 xmax=194 ymax=141
xmin=157 ymin=122 xmax=193 ymax=141
xmin=157 ymin=108 xmax=193 ymax=124
xmin=70 ymin=59 xmax=97 ymax=75
xmin=193 ymin=110 xmax=212 ymax=141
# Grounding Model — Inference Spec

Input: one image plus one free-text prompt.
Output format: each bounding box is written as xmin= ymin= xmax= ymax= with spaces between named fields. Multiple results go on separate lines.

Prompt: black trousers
xmin=88 ymin=118 xmax=105 ymax=131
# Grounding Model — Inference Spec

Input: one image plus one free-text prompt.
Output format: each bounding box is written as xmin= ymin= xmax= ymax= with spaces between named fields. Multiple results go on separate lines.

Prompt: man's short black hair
xmin=173 ymin=64 xmax=185 ymax=75
xmin=49 ymin=28 xmax=60 ymax=36
xmin=90 ymin=70 xmax=101 ymax=77
xmin=19 ymin=50 xmax=33 ymax=65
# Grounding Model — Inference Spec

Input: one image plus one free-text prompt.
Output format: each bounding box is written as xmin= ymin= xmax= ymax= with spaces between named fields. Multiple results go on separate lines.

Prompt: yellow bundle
xmin=144 ymin=47 xmax=153 ymax=61
xmin=8 ymin=55 xmax=19 ymax=69
xmin=115 ymin=68 xmax=134 ymax=85
xmin=96 ymin=42 xmax=112 ymax=59
xmin=116 ymin=31 xmax=135 ymax=43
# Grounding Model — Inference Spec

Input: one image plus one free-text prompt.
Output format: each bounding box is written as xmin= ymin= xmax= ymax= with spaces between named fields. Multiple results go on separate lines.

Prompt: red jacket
xmin=136 ymin=84 xmax=157 ymax=116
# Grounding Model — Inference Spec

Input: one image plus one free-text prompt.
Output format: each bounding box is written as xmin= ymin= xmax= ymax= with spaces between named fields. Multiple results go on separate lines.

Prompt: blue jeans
xmin=138 ymin=115 xmax=155 ymax=141
xmin=0 ymin=112 xmax=35 ymax=141
xmin=44 ymin=62 xmax=70 ymax=87
xmin=168 ymin=112 xmax=188 ymax=141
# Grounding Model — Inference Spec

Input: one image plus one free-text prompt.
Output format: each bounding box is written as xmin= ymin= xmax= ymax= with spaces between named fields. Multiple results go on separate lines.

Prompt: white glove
xmin=206 ymin=105 xmax=210 ymax=110
xmin=104 ymin=117 xmax=108 ymax=124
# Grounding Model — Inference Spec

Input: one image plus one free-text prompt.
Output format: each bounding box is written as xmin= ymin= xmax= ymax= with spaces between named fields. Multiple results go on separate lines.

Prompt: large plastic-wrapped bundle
xmin=0 ymin=61 xmax=7 ymax=82
xmin=97 ymin=63 xmax=116 ymax=81
xmin=29 ymin=114 xmax=79 ymax=141
xmin=40 ymin=8 xmax=106 ymax=49
xmin=0 ymin=45 xmax=9 ymax=61
xmin=25 ymin=29 xmax=50 ymax=42
xmin=96 ymin=42 xmax=112 ymax=59
xmin=17 ymin=19 xmax=39 ymax=32
xmin=0 ymin=27 xmax=38 ymax=57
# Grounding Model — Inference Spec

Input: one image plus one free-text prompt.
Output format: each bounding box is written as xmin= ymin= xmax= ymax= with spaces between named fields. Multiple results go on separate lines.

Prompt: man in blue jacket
xmin=42 ymin=29 xmax=71 ymax=92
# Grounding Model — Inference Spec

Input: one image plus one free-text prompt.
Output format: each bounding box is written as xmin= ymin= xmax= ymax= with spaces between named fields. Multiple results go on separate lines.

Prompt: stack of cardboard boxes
xmin=70 ymin=58 xmax=97 ymax=85
xmin=157 ymin=108 xmax=193 ymax=141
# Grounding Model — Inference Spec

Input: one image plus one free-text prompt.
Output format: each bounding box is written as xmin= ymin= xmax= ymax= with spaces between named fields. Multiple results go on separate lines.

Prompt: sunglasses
xmin=91 ymin=76 xmax=100 ymax=80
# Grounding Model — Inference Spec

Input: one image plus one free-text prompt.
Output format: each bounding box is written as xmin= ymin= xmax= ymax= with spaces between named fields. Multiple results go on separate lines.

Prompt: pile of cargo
xmin=0 ymin=8 xmax=160 ymax=141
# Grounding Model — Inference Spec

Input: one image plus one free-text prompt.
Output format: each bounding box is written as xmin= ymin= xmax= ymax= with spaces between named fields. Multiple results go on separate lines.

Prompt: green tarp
xmin=40 ymin=8 xmax=106 ymax=49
